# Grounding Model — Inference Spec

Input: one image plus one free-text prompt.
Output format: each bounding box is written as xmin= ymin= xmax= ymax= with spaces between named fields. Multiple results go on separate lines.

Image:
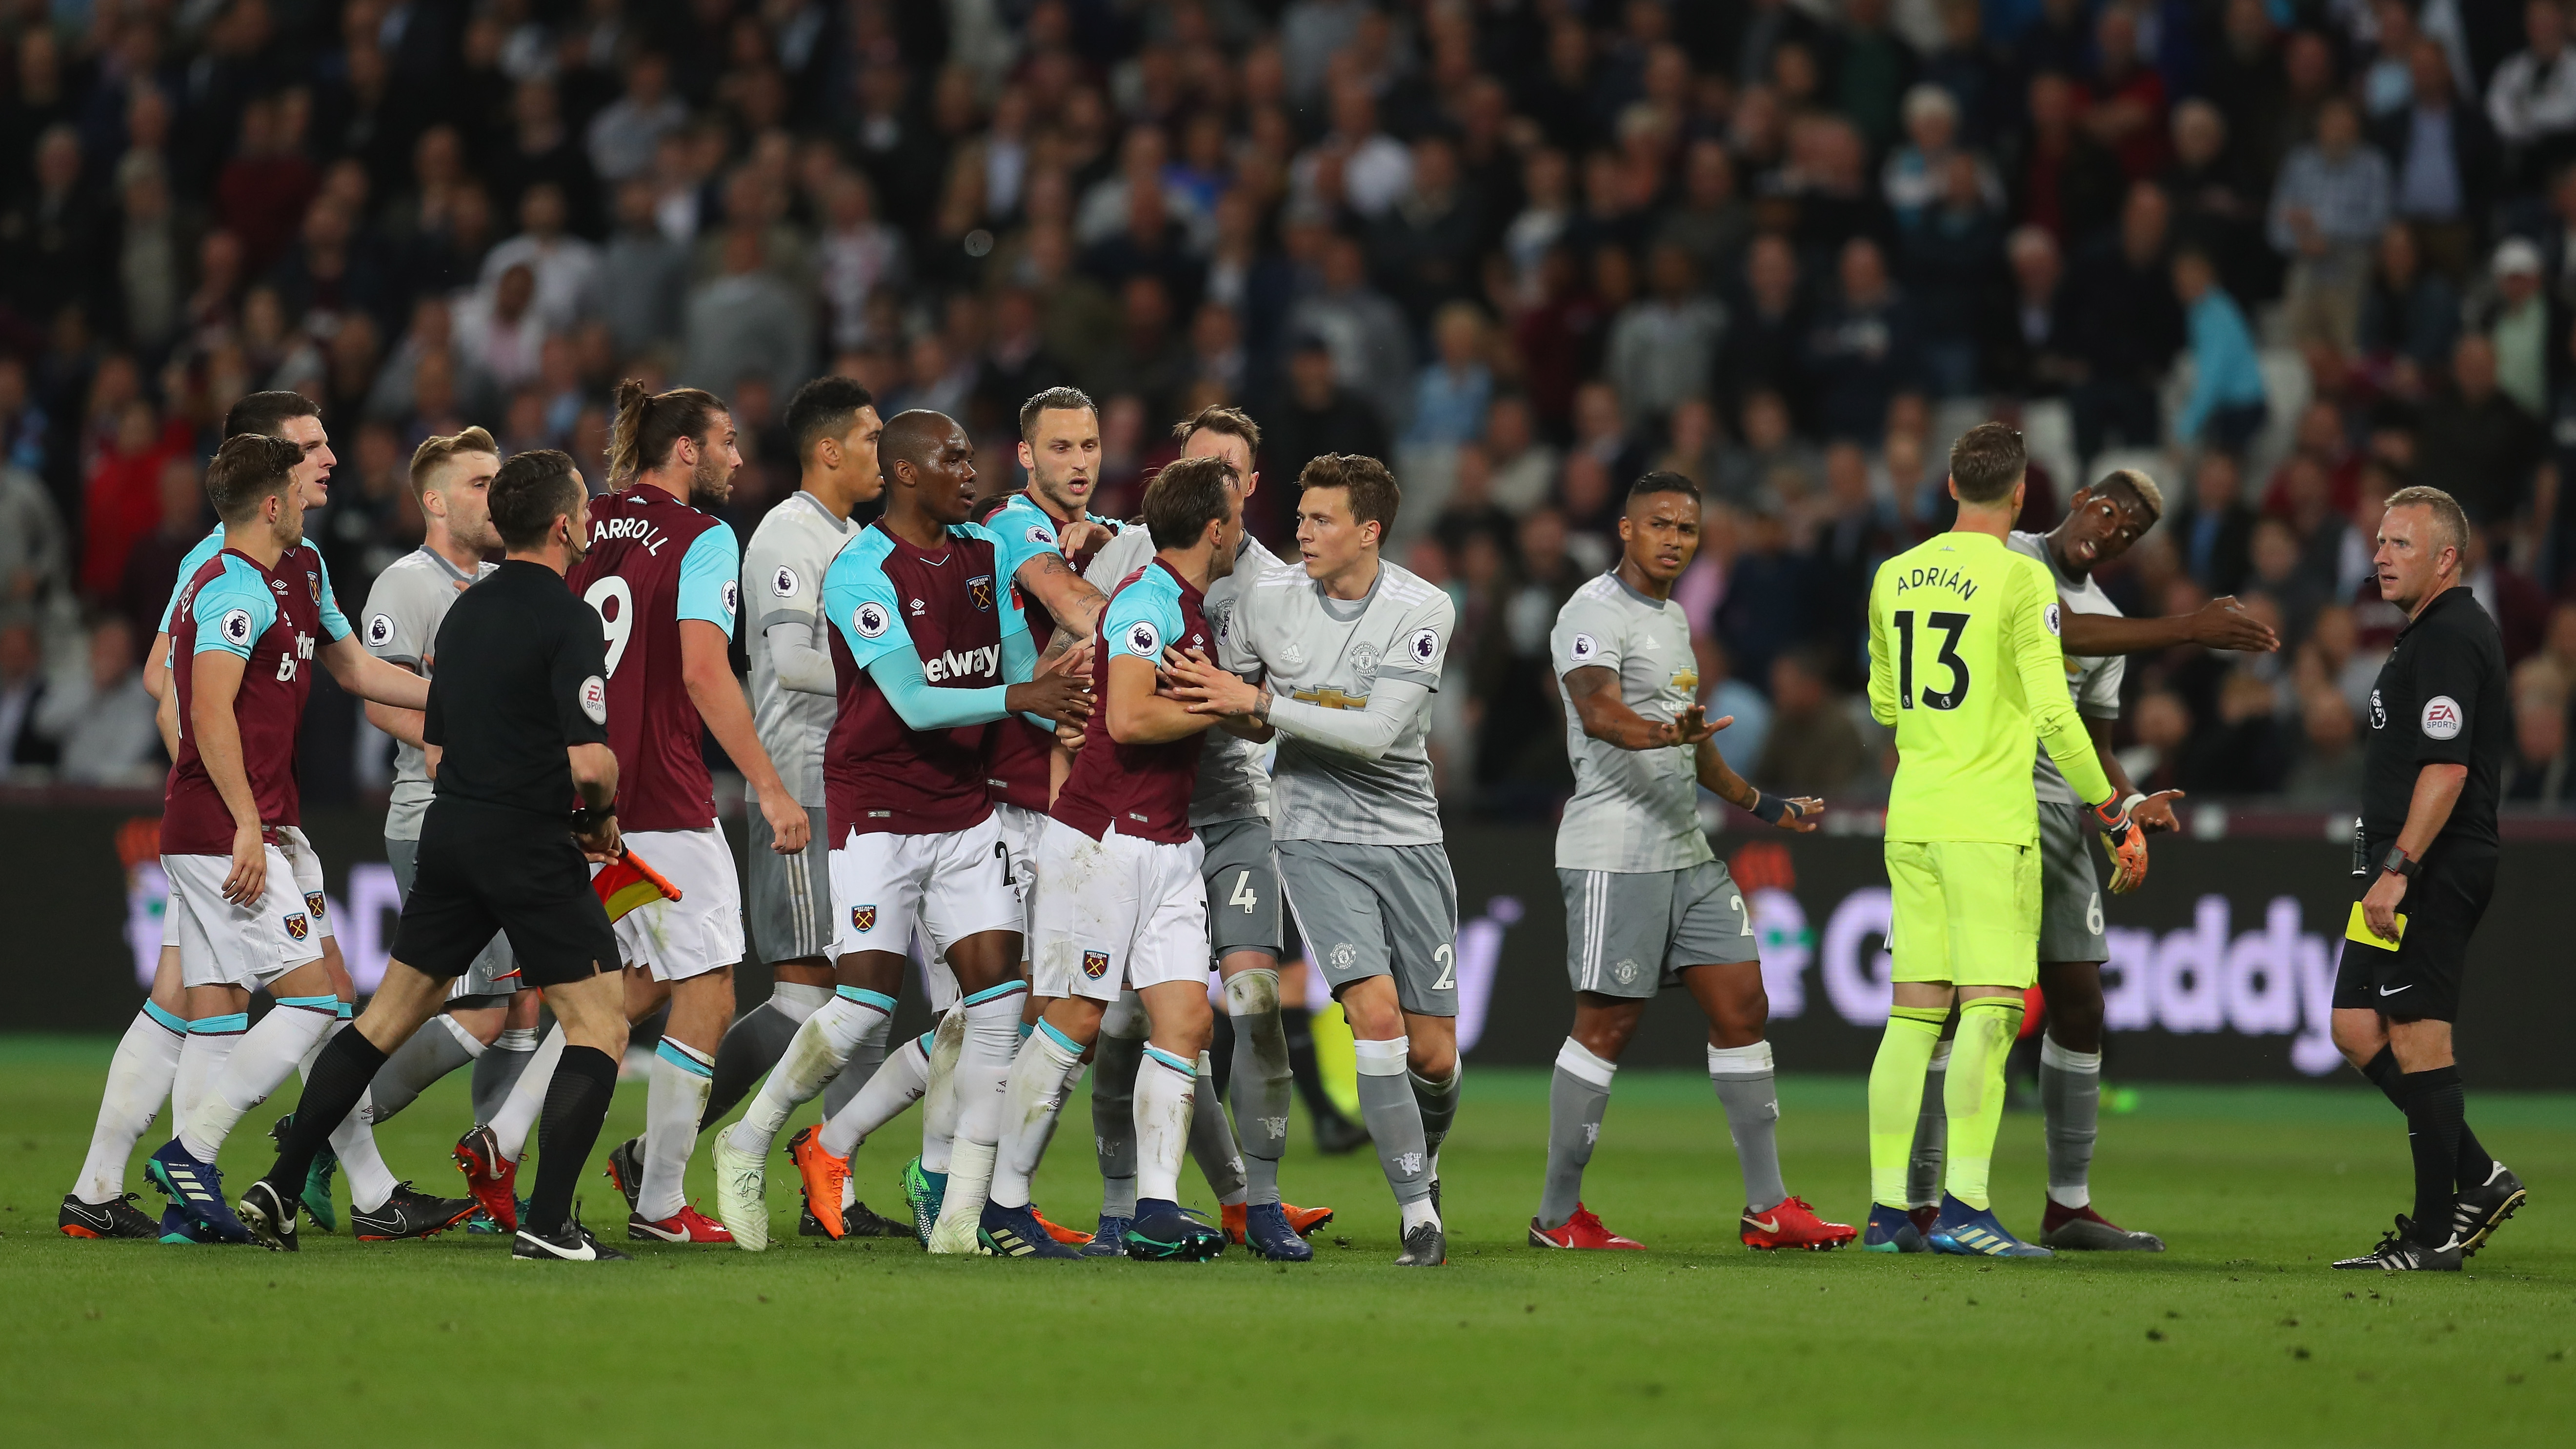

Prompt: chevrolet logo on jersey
xmin=925 ymin=644 xmax=1000 ymax=683
xmin=1671 ymin=666 xmax=1699 ymax=693
xmin=1291 ymin=686 xmax=1368 ymax=710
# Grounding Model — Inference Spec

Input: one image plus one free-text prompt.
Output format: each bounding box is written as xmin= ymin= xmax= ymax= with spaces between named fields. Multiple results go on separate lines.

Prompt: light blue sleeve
xmin=822 ymin=547 xmax=916 ymax=670
xmin=1003 ymin=628 xmax=1051 ymax=733
xmin=158 ymin=526 xmax=226 ymax=635
xmin=987 ymin=498 xmax=1061 ymax=583
xmin=677 ymin=524 xmax=742 ymax=637
xmin=873 ymin=646 xmax=1012 ymax=730
xmin=1103 ymin=577 xmax=1183 ymax=663
xmin=312 ymin=549 xmax=351 ymax=642
xmin=189 ymin=559 xmax=279 ymax=659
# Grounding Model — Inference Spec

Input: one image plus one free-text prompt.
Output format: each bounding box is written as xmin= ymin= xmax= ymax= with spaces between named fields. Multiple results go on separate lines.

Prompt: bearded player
xmin=1532 ymin=471 xmax=1853 ymax=1252
xmin=707 ymin=410 xmax=1088 ymax=1250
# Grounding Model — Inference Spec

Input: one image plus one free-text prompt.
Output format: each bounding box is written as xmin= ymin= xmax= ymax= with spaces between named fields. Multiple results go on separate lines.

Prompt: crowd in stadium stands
xmin=7 ymin=0 xmax=2576 ymax=817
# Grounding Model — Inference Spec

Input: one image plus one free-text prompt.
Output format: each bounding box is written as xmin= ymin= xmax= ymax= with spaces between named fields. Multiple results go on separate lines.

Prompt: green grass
xmin=3 ymin=1035 xmax=2571 ymax=1447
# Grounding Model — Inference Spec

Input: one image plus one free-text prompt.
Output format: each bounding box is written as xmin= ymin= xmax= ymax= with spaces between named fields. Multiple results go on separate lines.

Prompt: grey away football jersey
xmin=359 ymin=546 xmax=497 ymax=841
xmin=2008 ymin=529 xmax=2124 ymax=806
xmin=1228 ymin=557 xmax=1453 ymax=846
xmin=745 ymin=489 xmax=857 ymax=806
xmin=1550 ymin=571 xmax=1714 ymax=873
xmin=1086 ymin=523 xmax=1284 ymax=827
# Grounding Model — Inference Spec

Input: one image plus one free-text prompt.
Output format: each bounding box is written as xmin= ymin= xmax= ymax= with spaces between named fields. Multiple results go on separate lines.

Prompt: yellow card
xmin=2345 ymin=902 xmax=2407 ymax=949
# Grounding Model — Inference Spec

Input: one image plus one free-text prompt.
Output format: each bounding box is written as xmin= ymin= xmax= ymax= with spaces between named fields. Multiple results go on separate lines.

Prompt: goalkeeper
xmin=1857 ymin=424 xmax=2145 ymax=1259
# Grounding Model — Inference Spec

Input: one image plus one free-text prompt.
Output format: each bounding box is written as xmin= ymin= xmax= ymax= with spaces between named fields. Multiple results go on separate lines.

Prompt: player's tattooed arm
xmin=1016 ymin=550 xmax=1108 ymax=636
xmin=319 ymin=635 xmax=431 ymax=710
xmin=1563 ymin=665 xmax=1720 ymax=751
xmin=1691 ymin=734 xmax=1822 ymax=834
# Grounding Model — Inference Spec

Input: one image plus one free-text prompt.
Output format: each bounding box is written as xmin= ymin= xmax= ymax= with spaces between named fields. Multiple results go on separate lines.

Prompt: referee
xmin=2328 ymin=485 xmax=2523 ymax=1272
xmin=240 ymin=450 xmax=635 ymax=1262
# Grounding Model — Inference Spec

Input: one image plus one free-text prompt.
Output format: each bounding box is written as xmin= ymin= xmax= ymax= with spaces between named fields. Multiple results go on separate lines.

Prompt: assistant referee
xmin=2328 ymin=485 xmax=2522 ymax=1272
xmin=240 ymin=449 xmax=636 ymax=1262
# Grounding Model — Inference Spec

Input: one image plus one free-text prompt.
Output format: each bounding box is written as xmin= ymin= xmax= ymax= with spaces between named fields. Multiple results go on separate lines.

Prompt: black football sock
xmin=2359 ymin=1047 xmax=2406 ymax=1110
xmin=263 ymin=1029 xmax=388 ymax=1196
xmin=2455 ymin=1121 xmax=2495 ymax=1185
xmin=699 ymin=999 xmax=804 ymax=1129
xmin=1208 ymin=1012 xmax=1236 ymax=1104
xmin=528 ymin=1046 xmax=619 ymax=1238
xmin=2399 ymin=1066 xmax=2465 ymax=1238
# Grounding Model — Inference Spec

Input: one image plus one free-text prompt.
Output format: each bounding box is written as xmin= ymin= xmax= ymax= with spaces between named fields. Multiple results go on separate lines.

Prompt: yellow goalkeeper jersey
xmin=1867 ymin=529 xmax=2112 ymax=845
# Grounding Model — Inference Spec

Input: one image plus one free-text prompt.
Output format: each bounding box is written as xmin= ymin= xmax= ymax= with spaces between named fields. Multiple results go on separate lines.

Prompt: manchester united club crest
xmin=1082 ymin=949 xmax=1111 ymax=979
xmin=284 ymin=913 xmax=310 ymax=941
xmin=850 ymin=904 xmax=878 ymax=933
xmin=967 ymin=574 xmax=995 ymax=612
xmin=304 ymin=892 xmax=326 ymax=920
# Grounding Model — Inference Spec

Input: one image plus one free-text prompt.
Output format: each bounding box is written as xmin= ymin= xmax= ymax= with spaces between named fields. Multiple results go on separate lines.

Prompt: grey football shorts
xmin=387 ymin=835 xmax=519 ymax=1004
xmin=747 ymin=800 xmax=834 ymax=965
xmin=1275 ymin=838 xmax=1458 ymax=1017
xmin=1558 ymin=859 xmax=1757 ymax=999
xmin=1198 ymin=816 xmax=1281 ymax=961
xmin=2037 ymin=799 xmax=2109 ymax=965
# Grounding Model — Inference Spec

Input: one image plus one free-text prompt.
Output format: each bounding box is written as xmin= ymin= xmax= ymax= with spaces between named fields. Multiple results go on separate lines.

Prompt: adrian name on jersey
xmin=1887 ymin=564 xmax=1980 ymax=601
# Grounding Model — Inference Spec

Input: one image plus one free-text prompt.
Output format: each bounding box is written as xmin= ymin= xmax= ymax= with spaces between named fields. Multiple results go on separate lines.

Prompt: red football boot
xmin=1528 ymin=1204 xmax=1647 ymax=1249
xmin=1741 ymin=1196 xmax=1858 ymax=1251
xmin=628 ymin=1204 xmax=734 ymax=1243
xmin=452 ymin=1126 xmax=519 ymax=1234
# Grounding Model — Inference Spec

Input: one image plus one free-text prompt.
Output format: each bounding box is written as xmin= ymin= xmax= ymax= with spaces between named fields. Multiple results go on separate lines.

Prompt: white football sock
xmin=182 ymin=996 xmax=336 ymax=1162
xmin=988 ymin=1020 xmax=1086 ymax=1210
xmin=171 ymin=1012 xmax=246 ymax=1133
xmin=928 ymin=986 xmax=1026 ymax=1248
xmin=329 ymin=1105 xmax=399 ymax=1213
xmin=733 ymin=989 xmax=893 ymax=1159
xmin=637 ymin=1037 xmax=714 ymax=1222
xmin=489 ymin=1024 xmax=565 ymax=1162
xmin=820 ymin=1030 xmax=930 ymax=1158
xmin=74 ymin=1004 xmax=187 ymax=1203
xmin=1135 ymin=1045 xmax=1197 ymax=1205
xmin=919 ymin=1008 xmax=965 ymax=1174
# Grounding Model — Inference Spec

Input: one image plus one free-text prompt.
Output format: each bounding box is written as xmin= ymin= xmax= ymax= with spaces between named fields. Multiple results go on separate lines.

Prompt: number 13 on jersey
xmin=1891 ymin=608 xmax=1971 ymax=710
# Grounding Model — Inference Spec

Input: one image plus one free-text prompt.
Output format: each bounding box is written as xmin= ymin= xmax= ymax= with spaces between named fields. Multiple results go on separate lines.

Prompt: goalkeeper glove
xmin=2091 ymin=794 xmax=2150 ymax=894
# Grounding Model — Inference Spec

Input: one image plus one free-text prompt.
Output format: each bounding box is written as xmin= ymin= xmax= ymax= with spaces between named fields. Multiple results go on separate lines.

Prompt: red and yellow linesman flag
xmin=592 ymin=847 xmax=683 ymax=923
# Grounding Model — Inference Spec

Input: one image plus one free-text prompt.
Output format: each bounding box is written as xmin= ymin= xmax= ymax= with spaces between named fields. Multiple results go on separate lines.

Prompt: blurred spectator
xmin=1757 ymin=646 xmax=1866 ymax=797
xmin=1803 ymin=238 xmax=1919 ymax=444
xmin=2170 ymin=450 xmax=2258 ymax=594
xmin=681 ymin=228 xmax=813 ymax=398
xmin=1369 ymin=135 xmax=1482 ymax=327
xmin=2014 ymin=70 xmax=2124 ymax=245
xmin=2083 ymin=3 xmax=2171 ymax=180
xmin=453 ymin=262 xmax=546 ymax=394
xmin=1482 ymin=394 xmax=1556 ymax=516
xmin=2183 ymin=668 xmax=2293 ymax=793
xmin=2173 ymin=248 xmax=2270 ymax=453
xmin=587 ymin=52 xmax=686 ymax=185
xmin=6 ymin=124 xmax=104 ymax=324
xmin=2269 ymin=98 xmax=2392 ymax=349
xmin=1288 ymin=233 xmax=1412 ymax=430
xmin=0 ymin=451 xmax=64 ymax=624
xmin=1980 ymin=225 xmax=2074 ymax=397
xmin=2164 ymin=99 xmax=2271 ymax=309
xmin=2066 ymin=183 xmax=2183 ymax=460
xmin=0 ymin=621 xmax=56 ymax=777
xmin=2281 ymin=684 xmax=2366 ymax=806
xmin=115 ymin=455 xmax=205 ymax=648
xmin=2505 ymin=656 xmax=2575 ymax=804
xmin=1714 ymin=233 xmax=1809 ymax=424
xmin=2481 ymin=239 xmax=2559 ymax=419
xmin=34 ymin=616 xmax=157 ymax=787
xmin=1605 ymin=244 xmax=1724 ymax=426
xmin=1406 ymin=303 xmax=1493 ymax=448
xmin=2358 ymin=223 xmax=2463 ymax=379
xmin=1655 ymin=140 xmax=1752 ymax=297
xmin=1262 ymin=333 xmax=1390 ymax=534
xmin=1884 ymin=85 xmax=1996 ymax=231
xmin=2489 ymin=0 xmax=2576 ymax=189
xmin=2417 ymin=335 xmax=2547 ymax=526
xmin=818 ymin=172 xmax=905 ymax=355
xmin=2245 ymin=516 xmax=2328 ymax=647
xmin=1903 ymin=154 xmax=2006 ymax=398
xmin=1809 ymin=441 xmax=1900 ymax=670
xmin=481 ymin=183 xmax=601 ymax=333
xmin=2119 ymin=687 xmax=2195 ymax=794
xmin=76 ymin=399 xmax=179 ymax=602
xmin=1475 ymin=506 xmax=1582 ymax=807
xmin=2375 ymin=38 xmax=2496 ymax=275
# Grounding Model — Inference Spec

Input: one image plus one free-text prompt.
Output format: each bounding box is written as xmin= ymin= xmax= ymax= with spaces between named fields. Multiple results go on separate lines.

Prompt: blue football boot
xmin=1927 ymin=1194 xmax=2054 ymax=1257
xmin=1861 ymin=1203 xmax=1928 ymax=1253
xmin=144 ymin=1139 xmax=250 ymax=1244
xmin=1241 ymin=1202 xmax=1314 ymax=1262
xmin=1081 ymin=1213 xmax=1132 ymax=1257
xmin=1124 ymin=1200 xmax=1225 ymax=1262
xmin=979 ymin=1200 xmax=1082 ymax=1258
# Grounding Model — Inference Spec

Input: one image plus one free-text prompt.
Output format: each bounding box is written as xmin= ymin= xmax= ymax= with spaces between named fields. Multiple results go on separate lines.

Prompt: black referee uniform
xmin=395 ymin=559 xmax=620 ymax=986
xmin=2332 ymin=586 xmax=2509 ymax=1022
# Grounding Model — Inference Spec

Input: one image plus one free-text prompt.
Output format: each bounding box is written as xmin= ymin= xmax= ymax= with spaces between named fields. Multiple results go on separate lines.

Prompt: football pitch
xmin=4 ymin=1036 xmax=2569 ymax=1447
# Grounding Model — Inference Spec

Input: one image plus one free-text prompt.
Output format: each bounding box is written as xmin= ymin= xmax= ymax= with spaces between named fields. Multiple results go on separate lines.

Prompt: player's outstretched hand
xmin=2131 ymin=788 xmax=2185 ymax=832
xmin=1669 ymin=705 xmax=1730 ymax=746
xmin=1166 ymin=646 xmax=1262 ymax=717
xmin=223 ymin=821 xmax=268 ymax=905
xmin=1010 ymin=664 xmax=1093 ymax=724
xmin=1775 ymin=795 xmax=1824 ymax=833
xmin=762 ymin=796 xmax=810 ymax=855
xmin=2191 ymin=597 xmax=2280 ymax=653
xmin=1055 ymin=519 xmax=1112 ymax=557
xmin=574 ymin=816 xmax=623 ymax=864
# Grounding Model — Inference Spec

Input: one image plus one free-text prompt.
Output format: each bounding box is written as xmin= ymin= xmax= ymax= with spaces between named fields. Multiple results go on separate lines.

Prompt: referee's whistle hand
xmin=760 ymin=796 xmax=810 ymax=854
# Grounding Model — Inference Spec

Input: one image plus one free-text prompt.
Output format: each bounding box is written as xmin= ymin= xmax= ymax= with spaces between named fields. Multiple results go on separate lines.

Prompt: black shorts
xmin=2331 ymin=847 xmax=2496 ymax=1023
xmin=392 ymin=801 xmax=619 ymax=990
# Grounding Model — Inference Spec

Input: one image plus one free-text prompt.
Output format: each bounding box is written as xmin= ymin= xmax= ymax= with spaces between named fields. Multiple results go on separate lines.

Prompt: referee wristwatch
xmin=2379 ymin=846 xmax=2417 ymax=880
xmin=571 ymin=802 xmax=617 ymax=836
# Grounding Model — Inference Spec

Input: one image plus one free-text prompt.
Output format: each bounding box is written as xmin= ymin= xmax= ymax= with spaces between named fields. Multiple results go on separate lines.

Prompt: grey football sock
xmin=364 ymin=1016 xmax=479 ymax=1124
xmin=1539 ymin=1039 xmax=1613 ymax=1229
xmin=1708 ymin=1042 xmax=1786 ymax=1215
xmin=1223 ymin=970 xmax=1292 ymax=1206
xmin=1355 ymin=1048 xmax=1432 ymax=1207
xmin=700 ymin=999 xmax=805 ymax=1128
xmin=1188 ymin=1051 xmax=1248 ymax=1203
xmin=470 ymin=1027 xmax=539 ymax=1127
xmin=2039 ymin=1035 xmax=2100 ymax=1209
xmin=1906 ymin=1043 xmax=1950 ymax=1208
xmin=1091 ymin=1028 xmax=1143 ymax=1218
xmin=1409 ymin=1064 xmax=1460 ymax=1171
